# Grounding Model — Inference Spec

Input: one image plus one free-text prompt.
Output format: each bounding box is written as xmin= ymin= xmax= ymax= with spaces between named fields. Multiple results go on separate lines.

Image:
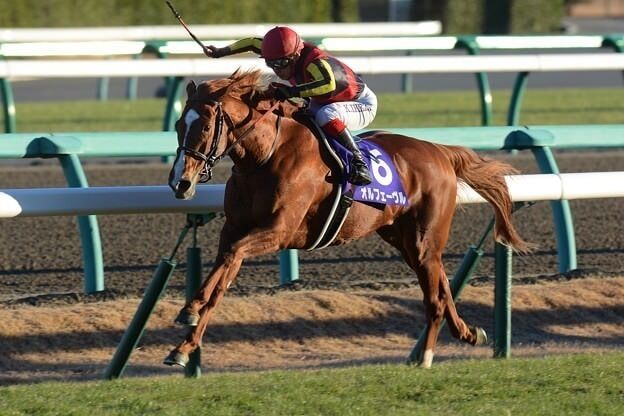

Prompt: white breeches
xmin=308 ymin=85 xmax=378 ymax=131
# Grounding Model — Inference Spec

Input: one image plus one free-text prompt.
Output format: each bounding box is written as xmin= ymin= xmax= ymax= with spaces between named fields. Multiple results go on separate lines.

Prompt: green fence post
xmin=507 ymin=71 xmax=530 ymax=126
xmin=104 ymin=221 xmax=193 ymax=379
xmin=147 ymin=42 xmax=173 ymax=106
xmin=602 ymin=35 xmax=624 ymax=52
xmin=184 ymin=214 xmax=204 ymax=378
xmin=126 ymin=54 xmax=140 ymax=101
xmin=97 ymin=78 xmax=109 ymax=101
xmin=162 ymin=76 xmax=185 ymax=132
xmin=455 ymin=36 xmax=493 ymax=126
xmin=0 ymin=78 xmax=16 ymax=133
xmin=162 ymin=76 xmax=184 ymax=164
xmin=503 ymin=130 xmax=577 ymax=272
xmin=602 ymin=35 xmax=624 ymax=84
xmin=97 ymin=55 xmax=110 ymax=102
xmin=532 ymin=146 xmax=576 ymax=272
xmin=104 ymin=258 xmax=177 ymax=379
xmin=401 ymin=50 xmax=414 ymax=93
xmin=493 ymin=242 xmax=512 ymax=358
xmin=58 ymin=153 xmax=104 ymax=294
xmin=182 ymin=213 xmax=219 ymax=378
xmin=185 ymin=246 xmax=202 ymax=378
xmin=279 ymin=249 xmax=300 ymax=285
xmin=125 ymin=42 xmax=168 ymax=101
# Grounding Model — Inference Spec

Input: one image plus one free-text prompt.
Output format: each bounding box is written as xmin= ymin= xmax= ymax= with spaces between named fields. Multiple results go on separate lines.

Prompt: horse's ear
xmin=186 ymin=80 xmax=197 ymax=98
xmin=229 ymin=68 xmax=242 ymax=80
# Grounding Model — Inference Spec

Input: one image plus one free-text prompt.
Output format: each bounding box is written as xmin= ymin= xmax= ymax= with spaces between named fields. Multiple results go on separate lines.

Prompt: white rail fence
xmin=0 ymin=35 xmax=613 ymax=57
xmin=2 ymin=52 xmax=620 ymax=132
xmin=0 ymin=22 xmax=442 ymax=43
xmin=1 ymin=172 xmax=623 ymax=218
xmin=2 ymin=53 xmax=624 ymax=78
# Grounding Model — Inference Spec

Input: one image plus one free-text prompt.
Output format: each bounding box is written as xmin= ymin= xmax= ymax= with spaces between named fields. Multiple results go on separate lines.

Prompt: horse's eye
xmin=202 ymin=125 xmax=209 ymax=132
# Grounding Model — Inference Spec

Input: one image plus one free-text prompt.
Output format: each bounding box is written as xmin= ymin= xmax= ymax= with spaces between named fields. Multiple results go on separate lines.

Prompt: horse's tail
xmin=441 ymin=144 xmax=532 ymax=254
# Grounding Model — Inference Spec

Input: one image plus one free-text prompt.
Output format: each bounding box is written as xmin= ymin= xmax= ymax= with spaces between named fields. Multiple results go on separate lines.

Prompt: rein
xmin=178 ymin=100 xmax=281 ymax=182
xmin=218 ymin=100 xmax=281 ymax=164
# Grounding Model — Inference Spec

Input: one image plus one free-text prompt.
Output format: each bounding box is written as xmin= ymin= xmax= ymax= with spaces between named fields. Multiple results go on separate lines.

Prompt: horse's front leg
xmin=164 ymin=224 xmax=289 ymax=367
xmin=173 ymin=255 xmax=239 ymax=327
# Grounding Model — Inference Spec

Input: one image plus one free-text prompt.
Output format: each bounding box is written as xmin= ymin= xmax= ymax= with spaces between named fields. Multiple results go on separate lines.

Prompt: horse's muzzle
xmin=170 ymin=179 xmax=196 ymax=200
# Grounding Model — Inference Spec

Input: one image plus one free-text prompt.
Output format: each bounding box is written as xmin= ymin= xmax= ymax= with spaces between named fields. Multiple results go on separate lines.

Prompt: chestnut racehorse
xmin=165 ymin=69 xmax=529 ymax=369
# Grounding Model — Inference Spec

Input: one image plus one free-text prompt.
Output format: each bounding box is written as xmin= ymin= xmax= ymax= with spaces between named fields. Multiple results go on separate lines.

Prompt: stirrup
xmin=348 ymin=161 xmax=372 ymax=186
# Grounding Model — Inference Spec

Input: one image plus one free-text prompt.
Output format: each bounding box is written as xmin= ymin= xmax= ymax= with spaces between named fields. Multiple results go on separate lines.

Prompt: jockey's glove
xmin=205 ymin=45 xmax=228 ymax=58
xmin=269 ymin=82 xmax=294 ymax=101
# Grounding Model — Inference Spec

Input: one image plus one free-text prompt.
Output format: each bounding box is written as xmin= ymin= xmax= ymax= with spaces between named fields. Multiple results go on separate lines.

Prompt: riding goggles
xmin=265 ymin=57 xmax=293 ymax=70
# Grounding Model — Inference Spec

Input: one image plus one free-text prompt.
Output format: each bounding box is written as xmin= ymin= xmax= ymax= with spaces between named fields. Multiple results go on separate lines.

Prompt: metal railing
xmin=1 ymin=32 xmax=621 ymax=124
xmin=3 ymin=171 xmax=624 ymax=376
xmin=2 ymin=125 xmax=624 ymax=293
xmin=2 ymin=51 xmax=624 ymax=134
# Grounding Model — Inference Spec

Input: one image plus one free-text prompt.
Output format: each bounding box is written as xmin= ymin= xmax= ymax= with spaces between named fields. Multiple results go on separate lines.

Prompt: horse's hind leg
xmin=415 ymin=249 xmax=486 ymax=367
xmin=379 ymin=219 xmax=451 ymax=368
xmin=439 ymin=265 xmax=487 ymax=346
xmin=378 ymin=203 xmax=482 ymax=367
xmin=414 ymin=253 xmax=451 ymax=368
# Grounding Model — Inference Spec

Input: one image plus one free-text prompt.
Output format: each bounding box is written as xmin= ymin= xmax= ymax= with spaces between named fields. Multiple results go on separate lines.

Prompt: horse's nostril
xmin=177 ymin=180 xmax=191 ymax=194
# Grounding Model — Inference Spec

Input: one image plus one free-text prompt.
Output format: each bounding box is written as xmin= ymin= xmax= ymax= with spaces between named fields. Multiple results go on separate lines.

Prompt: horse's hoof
xmin=163 ymin=350 xmax=189 ymax=368
xmin=418 ymin=349 xmax=434 ymax=369
xmin=174 ymin=309 xmax=200 ymax=326
xmin=473 ymin=327 xmax=488 ymax=345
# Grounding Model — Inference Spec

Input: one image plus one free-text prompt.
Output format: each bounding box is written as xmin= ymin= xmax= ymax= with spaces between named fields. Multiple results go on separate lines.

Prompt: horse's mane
xmin=191 ymin=68 xmax=303 ymax=117
xmin=195 ymin=68 xmax=266 ymax=105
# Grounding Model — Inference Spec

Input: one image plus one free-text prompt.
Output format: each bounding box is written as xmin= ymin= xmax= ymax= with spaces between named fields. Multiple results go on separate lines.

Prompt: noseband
xmin=176 ymin=99 xmax=281 ymax=182
xmin=176 ymin=100 xmax=226 ymax=182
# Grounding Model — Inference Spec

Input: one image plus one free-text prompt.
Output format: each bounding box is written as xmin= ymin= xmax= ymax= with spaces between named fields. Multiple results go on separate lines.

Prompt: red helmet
xmin=261 ymin=26 xmax=303 ymax=59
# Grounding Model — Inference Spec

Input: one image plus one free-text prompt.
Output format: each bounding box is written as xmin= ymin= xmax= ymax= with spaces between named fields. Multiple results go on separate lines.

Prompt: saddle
xmin=291 ymin=112 xmax=409 ymax=250
xmin=294 ymin=112 xmax=355 ymax=250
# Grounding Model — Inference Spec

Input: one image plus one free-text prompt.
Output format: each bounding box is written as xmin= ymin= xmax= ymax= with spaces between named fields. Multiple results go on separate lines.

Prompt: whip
xmin=165 ymin=1 xmax=211 ymax=55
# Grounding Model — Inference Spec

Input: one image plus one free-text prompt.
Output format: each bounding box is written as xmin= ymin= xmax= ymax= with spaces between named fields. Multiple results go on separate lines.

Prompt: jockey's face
xmin=267 ymin=54 xmax=298 ymax=80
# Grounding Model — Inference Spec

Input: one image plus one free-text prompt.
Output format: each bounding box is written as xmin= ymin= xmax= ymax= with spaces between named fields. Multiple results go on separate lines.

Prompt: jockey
xmin=205 ymin=26 xmax=376 ymax=186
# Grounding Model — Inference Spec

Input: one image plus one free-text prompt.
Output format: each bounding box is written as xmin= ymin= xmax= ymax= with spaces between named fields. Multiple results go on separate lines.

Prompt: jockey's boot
xmin=336 ymin=128 xmax=372 ymax=186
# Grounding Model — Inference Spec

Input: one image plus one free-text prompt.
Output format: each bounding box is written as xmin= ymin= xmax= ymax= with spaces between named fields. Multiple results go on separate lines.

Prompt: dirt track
xmin=0 ymin=149 xmax=622 ymax=384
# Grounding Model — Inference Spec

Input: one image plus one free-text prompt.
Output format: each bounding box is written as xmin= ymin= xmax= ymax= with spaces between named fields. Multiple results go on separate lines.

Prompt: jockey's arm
xmin=212 ymin=37 xmax=263 ymax=57
xmin=287 ymin=59 xmax=336 ymax=98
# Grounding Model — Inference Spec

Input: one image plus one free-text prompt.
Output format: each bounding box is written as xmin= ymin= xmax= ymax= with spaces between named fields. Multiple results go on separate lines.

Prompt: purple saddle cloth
xmin=328 ymin=136 xmax=409 ymax=207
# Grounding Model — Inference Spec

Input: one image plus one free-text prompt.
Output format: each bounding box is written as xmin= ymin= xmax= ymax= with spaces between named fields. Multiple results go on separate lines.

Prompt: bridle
xmin=176 ymin=99 xmax=281 ymax=182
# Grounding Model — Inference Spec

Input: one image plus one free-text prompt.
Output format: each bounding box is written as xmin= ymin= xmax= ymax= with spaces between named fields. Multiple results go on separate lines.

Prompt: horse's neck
xmin=228 ymin=109 xmax=280 ymax=173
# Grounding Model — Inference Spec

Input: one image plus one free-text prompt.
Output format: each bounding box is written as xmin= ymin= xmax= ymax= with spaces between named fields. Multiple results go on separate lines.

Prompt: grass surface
xmin=11 ymin=87 xmax=624 ymax=132
xmin=1 ymin=352 xmax=622 ymax=415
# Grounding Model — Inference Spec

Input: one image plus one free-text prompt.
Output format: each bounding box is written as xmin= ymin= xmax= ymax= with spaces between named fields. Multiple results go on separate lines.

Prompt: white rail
xmin=0 ymin=22 xmax=442 ymax=43
xmin=457 ymin=172 xmax=624 ymax=203
xmin=1 ymin=53 xmax=623 ymax=79
xmin=1 ymin=172 xmax=623 ymax=218
xmin=0 ymin=34 xmax=611 ymax=58
xmin=320 ymin=35 xmax=607 ymax=52
xmin=0 ymin=41 xmax=148 ymax=57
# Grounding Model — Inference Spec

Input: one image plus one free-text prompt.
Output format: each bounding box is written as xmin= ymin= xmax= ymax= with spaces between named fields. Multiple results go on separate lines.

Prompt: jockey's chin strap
xmin=180 ymin=100 xmax=282 ymax=182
